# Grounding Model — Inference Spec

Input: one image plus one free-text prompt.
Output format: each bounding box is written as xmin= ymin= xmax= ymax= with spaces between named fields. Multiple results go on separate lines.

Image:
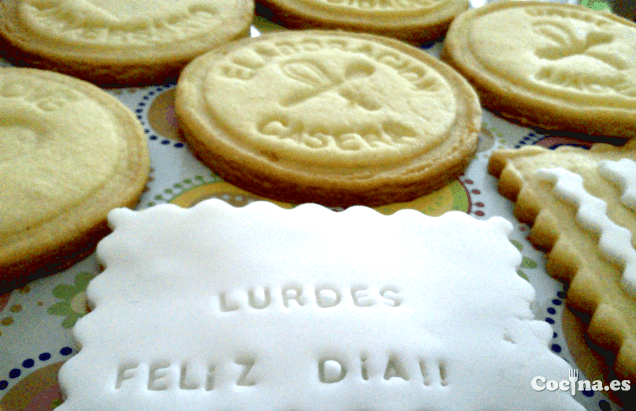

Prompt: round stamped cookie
xmin=0 ymin=68 xmax=150 ymax=292
xmin=441 ymin=1 xmax=636 ymax=139
xmin=0 ymin=0 xmax=254 ymax=86
xmin=256 ymin=0 xmax=468 ymax=44
xmin=176 ymin=31 xmax=481 ymax=207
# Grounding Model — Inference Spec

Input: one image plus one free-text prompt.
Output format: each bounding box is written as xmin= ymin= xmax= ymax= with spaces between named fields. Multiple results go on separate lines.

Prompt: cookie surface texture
xmin=0 ymin=68 xmax=150 ymax=292
xmin=441 ymin=1 xmax=636 ymax=139
xmin=488 ymin=140 xmax=636 ymax=385
xmin=0 ymin=0 xmax=254 ymax=86
xmin=255 ymin=0 xmax=468 ymax=44
xmin=57 ymin=199 xmax=584 ymax=411
xmin=176 ymin=31 xmax=481 ymax=207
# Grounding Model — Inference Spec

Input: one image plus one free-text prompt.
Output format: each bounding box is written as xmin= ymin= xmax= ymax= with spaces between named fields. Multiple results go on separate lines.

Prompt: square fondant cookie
xmin=57 ymin=200 xmax=583 ymax=411
xmin=488 ymin=140 xmax=636 ymax=394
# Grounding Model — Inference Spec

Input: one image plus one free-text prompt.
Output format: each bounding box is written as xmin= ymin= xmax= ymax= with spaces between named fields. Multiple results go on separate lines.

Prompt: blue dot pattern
xmin=0 ymin=347 xmax=73 ymax=392
xmin=136 ymin=85 xmax=185 ymax=149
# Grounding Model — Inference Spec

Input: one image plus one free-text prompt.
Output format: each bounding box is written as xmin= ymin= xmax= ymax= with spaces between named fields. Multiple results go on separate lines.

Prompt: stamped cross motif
xmin=280 ymin=59 xmax=381 ymax=111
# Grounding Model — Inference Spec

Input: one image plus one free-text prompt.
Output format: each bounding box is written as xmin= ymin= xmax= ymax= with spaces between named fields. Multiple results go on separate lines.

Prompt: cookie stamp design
xmin=528 ymin=11 xmax=633 ymax=98
xmin=210 ymin=38 xmax=453 ymax=164
xmin=441 ymin=1 xmax=636 ymax=139
xmin=470 ymin=5 xmax=635 ymax=101
xmin=251 ymin=51 xmax=443 ymax=153
xmin=0 ymin=0 xmax=254 ymax=86
xmin=488 ymin=140 xmax=636 ymax=396
xmin=56 ymin=200 xmax=584 ymax=411
xmin=279 ymin=59 xmax=381 ymax=110
xmin=176 ymin=31 xmax=480 ymax=207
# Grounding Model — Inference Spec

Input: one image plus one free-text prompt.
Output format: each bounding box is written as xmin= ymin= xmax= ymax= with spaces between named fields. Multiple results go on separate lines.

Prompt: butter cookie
xmin=441 ymin=1 xmax=636 ymax=139
xmin=255 ymin=0 xmax=468 ymax=44
xmin=176 ymin=30 xmax=481 ymax=207
xmin=0 ymin=68 xmax=150 ymax=291
xmin=0 ymin=0 xmax=254 ymax=86
xmin=488 ymin=140 xmax=636 ymax=390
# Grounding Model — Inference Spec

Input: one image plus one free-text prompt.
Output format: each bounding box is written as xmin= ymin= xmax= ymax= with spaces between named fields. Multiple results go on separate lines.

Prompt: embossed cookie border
xmin=0 ymin=68 xmax=150 ymax=292
xmin=175 ymin=30 xmax=481 ymax=207
xmin=487 ymin=141 xmax=636 ymax=386
xmin=440 ymin=0 xmax=636 ymax=139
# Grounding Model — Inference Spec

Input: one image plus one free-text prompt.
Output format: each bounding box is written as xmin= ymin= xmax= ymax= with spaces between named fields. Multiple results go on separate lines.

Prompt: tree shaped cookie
xmin=488 ymin=140 xmax=636 ymax=386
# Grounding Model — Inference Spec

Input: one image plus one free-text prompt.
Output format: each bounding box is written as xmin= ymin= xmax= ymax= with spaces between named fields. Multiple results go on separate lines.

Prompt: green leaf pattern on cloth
xmin=48 ymin=272 xmax=94 ymax=328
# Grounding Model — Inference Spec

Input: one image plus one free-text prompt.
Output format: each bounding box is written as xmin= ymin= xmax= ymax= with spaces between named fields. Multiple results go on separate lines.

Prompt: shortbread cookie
xmin=255 ymin=0 xmax=468 ymax=44
xmin=488 ymin=140 xmax=636 ymax=385
xmin=0 ymin=68 xmax=150 ymax=292
xmin=176 ymin=30 xmax=481 ymax=207
xmin=57 ymin=199 xmax=584 ymax=411
xmin=0 ymin=0 xmax=254 ymax=86
xmin=441 ymin=1 xmax=636 ymax=139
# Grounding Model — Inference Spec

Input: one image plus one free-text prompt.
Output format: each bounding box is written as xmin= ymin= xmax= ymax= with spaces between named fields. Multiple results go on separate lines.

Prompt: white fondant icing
xmin=598 ymin=158 xmax=636 ymax=211
xmin=537 ymin=167 xmax=636 ymax=297
xmin=57 ymin=200 xmax=583 ymax=411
